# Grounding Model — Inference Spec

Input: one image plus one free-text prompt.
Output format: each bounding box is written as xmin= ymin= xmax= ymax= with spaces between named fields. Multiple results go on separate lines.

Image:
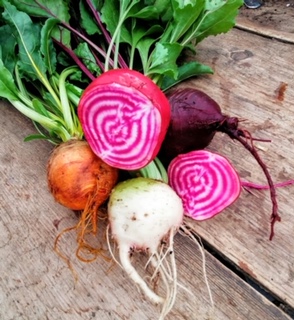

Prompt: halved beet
xmin=168 ymin=150 xmax=241 ymax=220
xmin=78 ymin=69 xmax=171 ymax=170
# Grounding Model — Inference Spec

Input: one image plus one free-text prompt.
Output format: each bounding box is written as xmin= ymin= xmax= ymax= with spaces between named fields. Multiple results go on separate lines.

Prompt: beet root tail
xmin=226 ymin=129 xmax=280 ymax=240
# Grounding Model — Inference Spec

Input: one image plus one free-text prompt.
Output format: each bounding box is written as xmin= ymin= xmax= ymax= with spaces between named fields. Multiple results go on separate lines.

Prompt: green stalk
xmin=10 ymin=99 xmax=70 ymax=141
xmin=153 ymin=157 xmax=168 ymax=183
xmin=19 ymin=36 xmax=61 ymax=108
xmin=105 ymin=17 xmax=127 ymax=70
xmin=58 ymin=67 xmax=79 ymax=136
xmin=130 ymin=157 xmax=168 ymax=183
xmin=104 ymin=2 xmax=137 ymax=71
xmin=181 ymin=8 xmax=219 ymax=46
xmin=66 ymin=89 xmax=82 ymax=108
xmin=113 ymin=28 xmax=121 ymax=69
xmin=13 ymin=87 xmax=63 ymax=124
xmin=15 ymin=65 xmax=30 ymax=99
xmin=129 ymin=45 xmax=135 ymax=70
xmin=149 ymin=74 xmax=161 ymax=85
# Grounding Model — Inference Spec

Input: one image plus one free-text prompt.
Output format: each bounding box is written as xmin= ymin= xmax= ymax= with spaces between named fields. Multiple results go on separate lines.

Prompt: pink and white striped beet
xmin=78 ymin=69 xmax=171 ymax=170
xmin=168 ymin=150 xmax=241 ymax=220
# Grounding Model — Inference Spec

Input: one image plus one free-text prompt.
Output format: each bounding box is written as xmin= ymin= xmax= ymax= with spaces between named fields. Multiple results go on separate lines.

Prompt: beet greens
xmin=160 ymin=88 xmax=280 ymax=240
xmin=6 ymin=0 xmax=243 ymax=89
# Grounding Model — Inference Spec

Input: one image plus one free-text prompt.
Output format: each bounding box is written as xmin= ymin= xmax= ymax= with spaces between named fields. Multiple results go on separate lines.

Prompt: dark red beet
xmin=159 ymin=88 xmax=280 ymax=240
xmin=159 ymin=88 xmax=223 ymax=163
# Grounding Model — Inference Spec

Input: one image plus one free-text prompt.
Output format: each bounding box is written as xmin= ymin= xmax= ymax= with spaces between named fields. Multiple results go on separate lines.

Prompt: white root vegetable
xmin=107 ymin=177 xmax=184 ymax=318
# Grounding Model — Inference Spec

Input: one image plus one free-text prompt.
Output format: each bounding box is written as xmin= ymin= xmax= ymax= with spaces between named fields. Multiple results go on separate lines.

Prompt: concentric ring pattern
xmin=79 ymin=83 xmax=161 ymax=170
xmin=168 ymin=150 xmax=241 ymax=220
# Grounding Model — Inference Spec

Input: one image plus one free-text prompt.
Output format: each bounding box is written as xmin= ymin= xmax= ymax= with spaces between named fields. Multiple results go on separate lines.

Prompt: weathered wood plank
xmin=237 ymin=0 xmax=294 ymax=43
xmin=1 ymin=102 xmax=292 ymax=319
xmin=183 ymin=26 xmax=294 ymax=309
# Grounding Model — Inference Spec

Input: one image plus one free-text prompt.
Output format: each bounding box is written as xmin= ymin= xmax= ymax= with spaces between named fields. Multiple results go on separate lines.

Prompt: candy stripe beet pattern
xmin=79 ymin=83 xmax=161 ymax=170
xmin=168 ymin=150 xmax=241 ymax=220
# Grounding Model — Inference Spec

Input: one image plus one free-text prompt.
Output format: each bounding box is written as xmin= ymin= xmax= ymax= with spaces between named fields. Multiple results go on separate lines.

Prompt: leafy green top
xmin=0 ymin=1 xmax=83 ymax=143
xmin=2 ymin=0 xmax=243 ymax=90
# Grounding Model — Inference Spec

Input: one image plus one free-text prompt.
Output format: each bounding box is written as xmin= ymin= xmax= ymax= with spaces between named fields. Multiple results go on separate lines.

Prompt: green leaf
xmin=205 ymin=0 xmax=227 ymax=10
xmin=129 ymin=21 xmax=163 ymax=69
xmin=147 ymin=42 xmax=183 ymax=79
xmin=0 ymin=59 xmax=20 ymax=100
xmin=119 ymin=0 xmax=141 ymax=15
xmin=40 ymin=18 xmax=58 ymax=75
xmin=162 ymin=0 xmax=204 ymax=43
xmin=131 ymin=23 xmax=163 ymax=48
xmin=161 ymin=61 xmax=214 ymax=91
xmin=0 ymin=24 xmax=17 ymax=74
xmin=128 ymin=5 xmax=159 ymax=19
xmin=200 ymin=0 xmax=243 ymax=42
xmin=24 ymin=134 xmax=50 ymax=142
xmin=56 ymin=51 xmax=71 ymax=67
xmin=7 ymin=0 xmax=71 ymax=45
xmin=101 ymin=0 xmax=132 ymax=44
xmin=79 ymin=0 xmax=101 ymax=36
xmin=2 ymin=1 xmax=62 ymax=110
xmin=24 ymin=121 xmax=62 ymax=143
xmin=2 ymin=1 xmax=47 ymax=80
xmin=182 ymin=0 xmax=243 ymax=45
xmin=8 ymin=0 xmax=70 ymax=21
xmin=31 ymin=98 xmax=50 ymax=118
xmin=135 ymin=37 xmax=157 ymax=73
xmin=41 ymin=91 xmax=63 ymax=116
xmin=75 ymin=42 xmax=101 ymax=76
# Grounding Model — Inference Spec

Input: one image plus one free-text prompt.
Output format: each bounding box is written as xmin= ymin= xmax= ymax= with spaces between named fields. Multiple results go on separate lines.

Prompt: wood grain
xmin=237 ymin=1 xmax=294 ymax=44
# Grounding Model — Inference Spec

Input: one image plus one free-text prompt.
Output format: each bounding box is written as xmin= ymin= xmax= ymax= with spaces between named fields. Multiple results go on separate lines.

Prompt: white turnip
xmin=107 ymin=177 xmax=184 ymax=318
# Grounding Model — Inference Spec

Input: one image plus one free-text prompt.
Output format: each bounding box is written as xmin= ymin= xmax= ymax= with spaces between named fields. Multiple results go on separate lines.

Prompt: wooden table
xmin=1 ymin=3 xmax=294 ymax=319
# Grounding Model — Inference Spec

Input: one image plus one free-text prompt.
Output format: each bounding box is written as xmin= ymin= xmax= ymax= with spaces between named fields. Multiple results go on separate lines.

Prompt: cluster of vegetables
xmin=1 ymin=0 xmax=290 ymax=318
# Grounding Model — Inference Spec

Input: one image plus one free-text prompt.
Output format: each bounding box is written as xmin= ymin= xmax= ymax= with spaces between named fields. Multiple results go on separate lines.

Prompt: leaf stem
xmin=85 ymin=0 xmax=128 ymax=69
xmin=105 ymin=1 xmax=136 ymax=71
xmin=34 ymin=0 xmax=113 ymax=71
xmin=11 ymin=99 xmax=71 ymax=140
xmin=58 ymin=67 xmax=83 ymax=138
xmin=53 ymin=38 xmax=96 ymax=80
xmin=113 ymin=28 xmax=121 ymax=69
xmin=181 ymin=11 xmax=209 ymax=46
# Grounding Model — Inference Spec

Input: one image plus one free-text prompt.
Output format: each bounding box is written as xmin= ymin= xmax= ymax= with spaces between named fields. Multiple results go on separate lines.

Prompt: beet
xmin=159 ymin=88 xmax=280 ymax=240
xmin=159 ymin=88 xmax=222 ymax=163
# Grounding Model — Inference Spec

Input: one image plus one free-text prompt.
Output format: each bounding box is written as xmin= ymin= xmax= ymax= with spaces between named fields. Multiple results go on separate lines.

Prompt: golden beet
xmin=47 ymin=140 xmax=118 ymax=210
xmin=47 ymin=140 xmax=119 ymax=262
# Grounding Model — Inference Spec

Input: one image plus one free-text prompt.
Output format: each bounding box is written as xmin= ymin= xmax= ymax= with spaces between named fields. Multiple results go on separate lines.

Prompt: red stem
xmin=224 ymin=129 xmax=280 ymax=240
xmin=53 ymin=39 xmax=96 ymax=81
xmin=34 ymin=0 xmax=114 ymax=71
xmin=241 ymin=179 xmax=294 ymax=190
xmin=85 ymin=0 xmax=128 ymax=69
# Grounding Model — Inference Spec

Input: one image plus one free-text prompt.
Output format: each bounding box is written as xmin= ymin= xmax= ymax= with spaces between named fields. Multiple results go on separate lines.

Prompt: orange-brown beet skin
xmin=47 ymin=140 xmax=119 ymax=210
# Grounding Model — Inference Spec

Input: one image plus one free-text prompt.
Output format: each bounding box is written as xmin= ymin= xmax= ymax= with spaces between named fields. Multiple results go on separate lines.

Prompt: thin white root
xmin=152 ymin=247 xmax=194 ymax=298
xmin=163 ymin=229 xmax=178 ymax=318
xmin=180 ymin=224 xmax=215 ymax=309
xmin=150 ymin=228 xmax=178 ymax=320
xmin=106 ymin=224 xmax=122 ymax=268
xmin=118 ymin=243 xmax=164 ymax=305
